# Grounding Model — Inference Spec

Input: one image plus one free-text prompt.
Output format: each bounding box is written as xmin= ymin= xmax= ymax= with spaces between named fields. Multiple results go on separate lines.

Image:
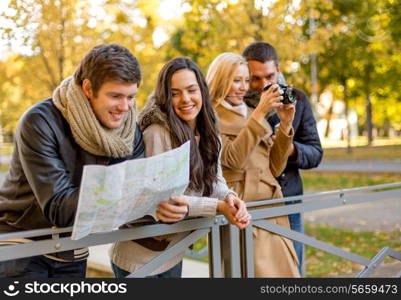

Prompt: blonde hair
xmin=206 ymin=52 xmax=248 ymax=106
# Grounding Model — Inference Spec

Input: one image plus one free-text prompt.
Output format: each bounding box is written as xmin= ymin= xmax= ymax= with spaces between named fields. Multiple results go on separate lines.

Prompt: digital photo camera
xmin=262 ymin=83 xmax=297 ymax=104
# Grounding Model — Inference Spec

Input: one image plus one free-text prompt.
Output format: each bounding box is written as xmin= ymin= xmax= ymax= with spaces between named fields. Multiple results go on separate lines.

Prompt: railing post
xmin=241 ymin=224 xmax=254 ymax=278
xmin=220 ymin=222 xmax=241 ymax=278
xmin=208 ymin=221 xmax=222 ymax=278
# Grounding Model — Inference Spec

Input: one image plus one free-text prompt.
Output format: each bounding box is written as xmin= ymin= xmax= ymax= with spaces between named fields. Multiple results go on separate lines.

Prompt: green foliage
xmin=303 ymin=172 xmax=401 ymax=192
xmin=189 ymin=236 xmax=208 ymax=263
xmin=0 ymin=0 xmax=401 ymax=137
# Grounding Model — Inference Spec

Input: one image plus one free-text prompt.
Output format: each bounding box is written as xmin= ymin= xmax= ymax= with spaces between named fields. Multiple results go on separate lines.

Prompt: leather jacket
xmin=0 ymin=98 xmax=145 ymax=233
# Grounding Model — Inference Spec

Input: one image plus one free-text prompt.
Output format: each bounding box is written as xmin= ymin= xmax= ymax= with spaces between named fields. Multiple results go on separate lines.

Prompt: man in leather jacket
xmin=243 ymin=42 xmax=323 ymax=275
xmin=0 ymin=43 xmax=145 ymax=278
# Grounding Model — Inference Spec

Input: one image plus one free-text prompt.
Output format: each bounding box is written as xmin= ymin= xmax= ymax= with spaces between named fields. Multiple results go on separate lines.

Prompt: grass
xmin=188 ymin=238 xmax=208 ymax=263
xmin=302 ymin=172 xmax=401 ymax=192
xmin=305 ymin=224 xmax=401 ymax=277
xmin=323 ymin=144 xmax=401 ymax=161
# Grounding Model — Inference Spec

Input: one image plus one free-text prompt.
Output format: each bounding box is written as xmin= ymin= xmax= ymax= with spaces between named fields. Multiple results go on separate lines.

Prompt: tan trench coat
xmin=216 ymin=104 xmax=300 ymax=277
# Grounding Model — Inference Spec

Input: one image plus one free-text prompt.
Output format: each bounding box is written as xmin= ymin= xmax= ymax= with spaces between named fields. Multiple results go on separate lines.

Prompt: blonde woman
xmin=206 ymin=53 xmax=299 ymax=277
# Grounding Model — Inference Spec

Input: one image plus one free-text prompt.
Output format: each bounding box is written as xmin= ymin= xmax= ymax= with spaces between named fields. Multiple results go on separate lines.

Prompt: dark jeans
xmin=288 ymin=212 xmax=304 ymax=276
xmin=112 ymin=261 xmax=183 ymax=278
xmin=0 ymin=255 xmax=87 ymax=278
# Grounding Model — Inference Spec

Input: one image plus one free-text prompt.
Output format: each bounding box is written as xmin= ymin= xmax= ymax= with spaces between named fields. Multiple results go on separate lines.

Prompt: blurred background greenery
xmin=0 ymin=0 xmax=401 ymax=148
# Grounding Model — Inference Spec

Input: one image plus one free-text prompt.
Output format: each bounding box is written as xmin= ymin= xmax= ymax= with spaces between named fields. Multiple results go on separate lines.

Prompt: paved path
xmin=303 ymin=193 xmax=401 ymax=231
xmin=313 ymin=160 xmax=401 ymax=173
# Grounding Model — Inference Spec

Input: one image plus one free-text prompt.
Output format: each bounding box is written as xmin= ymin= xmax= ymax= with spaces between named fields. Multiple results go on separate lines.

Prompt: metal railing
xmin=1 ymin=182 xmax=401 ymax=278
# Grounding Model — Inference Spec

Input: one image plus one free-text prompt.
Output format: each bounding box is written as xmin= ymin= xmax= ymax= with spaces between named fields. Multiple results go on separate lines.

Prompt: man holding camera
xmin=243 ymin=42 xmax=323 ymax=275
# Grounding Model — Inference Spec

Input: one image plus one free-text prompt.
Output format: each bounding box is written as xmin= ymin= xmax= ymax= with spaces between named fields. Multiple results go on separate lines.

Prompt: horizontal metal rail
xmin=247 ymin=181 xmax=401 ymax=207
xmin=0 ymin=217 xmax=217 ymax=261
xmin=0 ymin=182 xmax=400 ymax=277
xmin=250 ymin=188 xmax=401 ymax=220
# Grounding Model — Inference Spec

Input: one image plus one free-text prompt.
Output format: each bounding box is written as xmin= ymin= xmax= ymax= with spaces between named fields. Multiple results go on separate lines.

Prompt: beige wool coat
xmin=215 ymin=103 xmax=300 ymax=278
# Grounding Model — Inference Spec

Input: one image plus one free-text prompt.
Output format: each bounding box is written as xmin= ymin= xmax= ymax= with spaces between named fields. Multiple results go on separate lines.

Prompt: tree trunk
xmin=324 ymin=98 xmax=334 ymax=138
xmin=365 ymin=93 xmax=373 ymax=145
xmin=342 ymin=77 xmax=352 ymax=153
xmin=383 ymin=117 xmax=390 ymax=137
xmin=363 ymin=62 xmax=374 ymax=146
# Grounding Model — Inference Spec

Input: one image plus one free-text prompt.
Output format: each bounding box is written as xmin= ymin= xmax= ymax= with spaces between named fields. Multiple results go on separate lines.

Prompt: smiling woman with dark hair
xmin=154 ymin=57 xmax=221 ymax=196
xmin=110 ymin=57 xmax=251 ymax=278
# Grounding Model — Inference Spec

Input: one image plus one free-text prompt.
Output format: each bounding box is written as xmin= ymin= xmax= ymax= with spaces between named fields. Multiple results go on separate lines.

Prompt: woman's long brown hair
xmin=155 ymin=57 xmax=221 ymax=196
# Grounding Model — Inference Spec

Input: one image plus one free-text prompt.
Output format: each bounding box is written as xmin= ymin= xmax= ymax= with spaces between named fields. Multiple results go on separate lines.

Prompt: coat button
xmin=281 ymin=173 xmax=286 ymax=178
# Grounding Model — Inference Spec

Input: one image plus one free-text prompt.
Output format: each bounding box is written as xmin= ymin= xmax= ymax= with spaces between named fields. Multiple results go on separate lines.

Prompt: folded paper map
xmin=71 ymin=141 xmax=190 ymax=240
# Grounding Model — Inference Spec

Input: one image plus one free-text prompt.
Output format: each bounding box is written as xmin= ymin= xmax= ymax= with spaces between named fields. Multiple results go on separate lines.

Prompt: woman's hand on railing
xmin=217 ymin=200 xmax=251 ymax=230
xmin=224 ymin=193 xmax=249 ymax=222
xmin=156 ymin=196 xmax=188 ymax=223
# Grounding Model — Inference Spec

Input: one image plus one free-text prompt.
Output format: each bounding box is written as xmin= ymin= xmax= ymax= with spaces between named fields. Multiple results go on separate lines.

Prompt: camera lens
xmin=279 ymin=85 xmax=296 ymax=104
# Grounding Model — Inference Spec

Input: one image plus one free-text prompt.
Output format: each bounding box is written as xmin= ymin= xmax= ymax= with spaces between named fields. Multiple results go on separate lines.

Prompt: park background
xmin=0 ymin=0 xmax=400 ymax=277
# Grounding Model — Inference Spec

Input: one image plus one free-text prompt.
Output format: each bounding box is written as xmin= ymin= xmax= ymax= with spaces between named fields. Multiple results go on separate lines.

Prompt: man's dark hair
xmin=242 ymin=42 xmax=279 ymax=66
xmin=74 ymin=43 xmax=141 ymax=96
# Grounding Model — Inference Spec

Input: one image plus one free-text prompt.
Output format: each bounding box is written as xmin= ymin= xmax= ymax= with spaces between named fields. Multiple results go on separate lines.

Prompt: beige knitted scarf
xmin=52 ymin=76 xmax=136 ymax=158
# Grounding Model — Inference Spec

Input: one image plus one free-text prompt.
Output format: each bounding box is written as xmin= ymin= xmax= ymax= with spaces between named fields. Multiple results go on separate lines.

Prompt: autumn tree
xmin=0 ymin=0 xmax=107 ymax=134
